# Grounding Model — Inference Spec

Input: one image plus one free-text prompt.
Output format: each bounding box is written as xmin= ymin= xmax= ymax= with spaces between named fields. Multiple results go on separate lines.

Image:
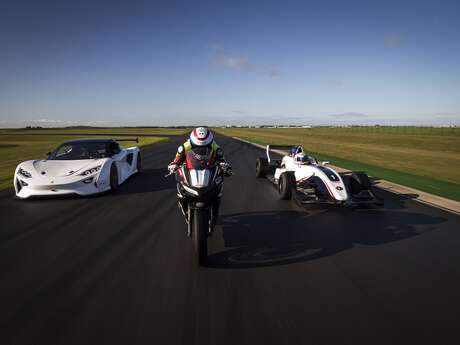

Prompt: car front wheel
xmin=278 ymin=172 xmax=295 ymax=200
xmin=110 ymin=163 xmax=119 ymax=191
xmin=136 ymin=153 xmax=142 ymax=173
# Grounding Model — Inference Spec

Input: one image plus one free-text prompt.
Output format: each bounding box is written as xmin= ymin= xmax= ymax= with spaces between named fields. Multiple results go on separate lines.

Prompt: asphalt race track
xmin=1 ymin=135 xmax=459 ymax=345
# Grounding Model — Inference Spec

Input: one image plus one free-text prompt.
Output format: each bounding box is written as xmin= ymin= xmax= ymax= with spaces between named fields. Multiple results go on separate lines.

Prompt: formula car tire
xmin=256 ymin=158 xmax=269 ymax=178
xmin=349 ymin=171 xmax=371 ymax=194
xmin=278 ymin=172 xmax=296 ymax=200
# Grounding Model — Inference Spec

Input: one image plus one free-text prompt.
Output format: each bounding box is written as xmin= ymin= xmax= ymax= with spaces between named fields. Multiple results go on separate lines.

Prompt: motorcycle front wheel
xmin=192 ymin=208 xmax=208 ymax=265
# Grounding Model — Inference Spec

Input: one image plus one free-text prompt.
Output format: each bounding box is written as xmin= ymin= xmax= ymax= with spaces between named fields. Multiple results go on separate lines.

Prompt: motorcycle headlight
xmin=80 ymin=165 xmax=102 ymax=176
xmin=18 ymin=167 xmax=32 ymax=178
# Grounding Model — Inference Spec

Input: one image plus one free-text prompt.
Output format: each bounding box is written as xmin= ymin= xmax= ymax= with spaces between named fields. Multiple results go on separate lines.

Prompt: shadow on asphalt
xmin=370 ymin=189 xmax=419 ymax=210
xmin=206 ymin=209 xmax=445 ymax=269
xmin=112 ymin=168 xmax=176 ymax=195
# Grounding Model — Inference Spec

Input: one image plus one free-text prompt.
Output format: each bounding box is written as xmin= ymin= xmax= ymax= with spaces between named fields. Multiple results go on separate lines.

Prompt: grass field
xmin=214 ymin=127 xmax=460 ymax=201
xmin=0 ymin=127 xmax=188 ymax=191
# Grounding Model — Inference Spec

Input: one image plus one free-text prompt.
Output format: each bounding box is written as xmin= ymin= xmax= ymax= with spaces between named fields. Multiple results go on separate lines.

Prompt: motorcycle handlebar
xmin=164 ymin=164 xmax=234 ymax=178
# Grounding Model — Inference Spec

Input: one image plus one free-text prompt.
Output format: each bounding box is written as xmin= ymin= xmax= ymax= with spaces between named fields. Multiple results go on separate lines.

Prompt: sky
xmin=0 ymin=0 xmax=459 ymax=127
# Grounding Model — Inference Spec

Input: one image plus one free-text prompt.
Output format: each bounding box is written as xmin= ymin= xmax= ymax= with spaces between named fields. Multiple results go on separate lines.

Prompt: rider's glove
xmin=220 ymin=162 xmax=232 ymax=176
xmin=168 ymin=164 xmax=178 ymax=173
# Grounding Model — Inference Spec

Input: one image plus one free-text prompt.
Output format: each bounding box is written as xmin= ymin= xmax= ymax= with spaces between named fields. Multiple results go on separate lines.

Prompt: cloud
xmin=26 ymin=118 xmax=110 ymax=126
xmin=31 ymin=118 xmax=64 ymax=124
xmin=433 ymin=112 xmax=459 ymax=118
xmin=211 ymin=44 xmax=280 ymax=77
xmin=216 ymin=54 xmax=249 ymax=70
xmin=384 ymin=35 xmax=402 ymax=47
xmin=330 ymin=112 xmax=368 ymax=118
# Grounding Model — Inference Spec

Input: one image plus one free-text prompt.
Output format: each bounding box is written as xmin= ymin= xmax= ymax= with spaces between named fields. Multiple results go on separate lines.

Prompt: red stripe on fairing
xmin=178 ymin=167 xmax=184 ymax=177
xmin=296 ymin=176 xmax=311 ymax=184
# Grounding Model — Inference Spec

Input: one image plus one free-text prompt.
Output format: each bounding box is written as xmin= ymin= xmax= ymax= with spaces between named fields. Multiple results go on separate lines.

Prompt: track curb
xmin=233 ymin=136 xmax=460 ymax=216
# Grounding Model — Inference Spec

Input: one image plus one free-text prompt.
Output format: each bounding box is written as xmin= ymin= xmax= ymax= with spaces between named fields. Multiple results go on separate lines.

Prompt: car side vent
xmin=15 ymin=178 xmax=22 ymax=192
xmin=126 ymin=153 xmax=133 ymax=165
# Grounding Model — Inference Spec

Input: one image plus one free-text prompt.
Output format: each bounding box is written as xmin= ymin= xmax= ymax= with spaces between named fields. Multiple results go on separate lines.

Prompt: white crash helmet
xmin=190 ymin=127 xmax=214 ymax=146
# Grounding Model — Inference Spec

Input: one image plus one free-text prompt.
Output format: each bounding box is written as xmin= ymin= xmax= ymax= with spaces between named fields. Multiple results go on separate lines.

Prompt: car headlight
xmin=80 ymin=165 xmax=102 ymax=176
xmin=18 ymin=167 xmax=32 ymax=178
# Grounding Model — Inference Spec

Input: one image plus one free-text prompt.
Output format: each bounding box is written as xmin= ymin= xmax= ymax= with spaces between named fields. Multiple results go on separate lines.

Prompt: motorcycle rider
xmin=168 ymin=127 xmax=231 ymax=229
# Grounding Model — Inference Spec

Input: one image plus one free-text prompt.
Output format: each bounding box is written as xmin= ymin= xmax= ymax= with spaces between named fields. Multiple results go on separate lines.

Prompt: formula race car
xmin=256 ymin=145 xmax=383 ymax=207
xmin=14 ymin=138 xmax=141 ymax=199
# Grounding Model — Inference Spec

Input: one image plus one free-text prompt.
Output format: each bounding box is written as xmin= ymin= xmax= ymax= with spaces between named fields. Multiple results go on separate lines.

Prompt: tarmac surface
xmin=1 ymin=134 xmax=459 ymax=345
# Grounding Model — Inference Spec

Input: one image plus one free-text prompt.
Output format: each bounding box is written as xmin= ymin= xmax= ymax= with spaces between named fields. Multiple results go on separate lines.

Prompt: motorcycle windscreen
xmin=188 ymin=169 xmax=213 ymax=188
xmin=185 ymin=148 xmax=215 ymax=169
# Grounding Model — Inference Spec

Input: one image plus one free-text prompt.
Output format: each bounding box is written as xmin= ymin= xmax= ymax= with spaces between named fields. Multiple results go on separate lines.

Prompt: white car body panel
xmin=14 ymin=142 xmax=140 ymax=199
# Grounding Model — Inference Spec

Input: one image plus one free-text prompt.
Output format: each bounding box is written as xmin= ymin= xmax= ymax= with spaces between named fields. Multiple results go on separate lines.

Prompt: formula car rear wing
xmin=266 ymin=144 xmax=303 ymax=163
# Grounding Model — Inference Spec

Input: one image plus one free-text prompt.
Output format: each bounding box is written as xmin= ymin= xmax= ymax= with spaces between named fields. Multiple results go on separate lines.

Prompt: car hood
xmin=28 ymin=159 xmax=105 ymax=178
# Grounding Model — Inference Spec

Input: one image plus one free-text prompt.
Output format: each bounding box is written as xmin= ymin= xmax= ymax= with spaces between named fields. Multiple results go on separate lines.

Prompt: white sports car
xmin=256 ymin=145 xmax=383 ymax=206
xmin=14 ymin=138 xmax=141 ymax=199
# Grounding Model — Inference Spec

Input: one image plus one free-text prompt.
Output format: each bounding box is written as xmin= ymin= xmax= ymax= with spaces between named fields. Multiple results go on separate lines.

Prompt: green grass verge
xmin=226 ymin=134 xmax=460 ymax=202
xmin=0 ymin=134 xmax=168 ymax=191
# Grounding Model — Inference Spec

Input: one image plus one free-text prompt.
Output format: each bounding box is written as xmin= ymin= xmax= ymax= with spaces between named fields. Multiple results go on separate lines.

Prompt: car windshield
xmin=48 ymin=142 xmax=108 ymax=160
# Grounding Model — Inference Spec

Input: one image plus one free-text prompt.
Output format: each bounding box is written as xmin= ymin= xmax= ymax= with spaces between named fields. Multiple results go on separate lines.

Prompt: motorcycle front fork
xmin=177 ymin=198 xmax=219 ymax=236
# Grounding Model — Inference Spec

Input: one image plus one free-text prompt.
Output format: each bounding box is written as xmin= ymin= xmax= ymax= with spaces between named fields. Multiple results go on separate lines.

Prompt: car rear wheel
xmin=256 ymin=158 xmax=269 ymax=178
xmin=349 ymin=172 xmax=371 ymax=194
xmin=110 ymin=163 xmax=119 ymax=191
xmin=278 ymin=172 xmax=295 ymax=200
xmin=136 ymin=153 xmax=142 ymax=173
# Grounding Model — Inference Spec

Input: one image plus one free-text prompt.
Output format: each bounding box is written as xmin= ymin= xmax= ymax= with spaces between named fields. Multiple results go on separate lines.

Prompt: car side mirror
xmin=322 ymin=161 xmax=330 ymax=165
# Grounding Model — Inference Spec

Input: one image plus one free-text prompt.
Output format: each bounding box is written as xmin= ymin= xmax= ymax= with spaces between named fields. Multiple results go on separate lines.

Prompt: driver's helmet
xmin=294 ymin=153 xmax=312 ymax=164
xmin=190 ymin=127 xmax=213 ymax=147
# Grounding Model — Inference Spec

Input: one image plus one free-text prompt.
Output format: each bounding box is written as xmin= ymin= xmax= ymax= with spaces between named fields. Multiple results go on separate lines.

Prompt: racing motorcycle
xmin=165 ymin=148 xmax=232 ymax=265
